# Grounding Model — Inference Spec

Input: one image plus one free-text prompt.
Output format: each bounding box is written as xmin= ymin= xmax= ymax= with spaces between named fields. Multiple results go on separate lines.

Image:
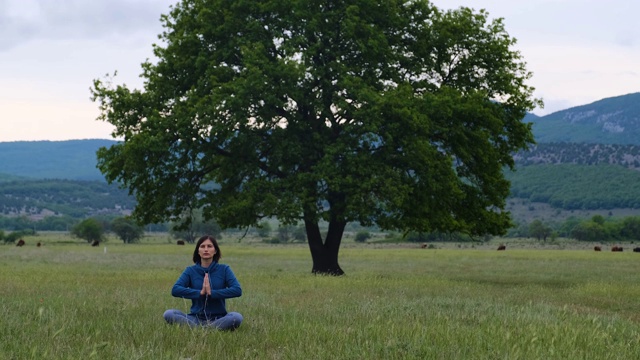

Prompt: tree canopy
xmin=71 ymin=218 xmax=104 ymax=243
xmin=92 ymin=0 xmax=538 ymax=274
xmin=111 ymin=217 xmax=145 ymax=244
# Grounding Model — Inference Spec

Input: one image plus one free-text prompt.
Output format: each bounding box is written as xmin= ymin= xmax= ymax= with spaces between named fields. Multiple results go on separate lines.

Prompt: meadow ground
xmin=1 ymin=234 xmax=640 ymax=359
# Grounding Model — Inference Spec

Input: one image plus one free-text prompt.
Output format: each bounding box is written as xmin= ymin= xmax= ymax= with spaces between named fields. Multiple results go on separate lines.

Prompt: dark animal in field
xmin=177 ymin=240 xmax=185 ymax=245
xmin=37 ymin=242 xmax=41 ymax=247
xmin=633 ymin=247 xmax=640 ymax=253
xmin=497 ymin=245 xmax=506 ymax=251
xmin=594 ymin=246 xmax=601 ymax=251
xmin=16 ymin=239 xmax=25 ymax=247
xmin=611 ymin=246 xmax=623 ymax=252
xmin=91 ymin=240 xmax=100 ymax=247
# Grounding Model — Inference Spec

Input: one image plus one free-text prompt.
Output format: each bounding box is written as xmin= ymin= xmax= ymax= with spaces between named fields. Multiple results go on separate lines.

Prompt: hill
xmin=529 ymin=92 xmax=640 ymax=144
xmin=0 ymin=178 xmax=135 ymax=220
xmin=513 ymin=143 xmax=640 ymax=168
xmin=0 ymin=139 xmax=118 ymax=180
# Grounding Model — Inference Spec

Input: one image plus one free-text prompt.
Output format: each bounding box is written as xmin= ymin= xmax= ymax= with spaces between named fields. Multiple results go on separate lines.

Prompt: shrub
xmin=355 ymin=231 xmax=371 ymax=243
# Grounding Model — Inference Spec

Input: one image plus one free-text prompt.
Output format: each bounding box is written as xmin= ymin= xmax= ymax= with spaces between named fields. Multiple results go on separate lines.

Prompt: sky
xmin=1 ymin=0 xmax=639 ymax=142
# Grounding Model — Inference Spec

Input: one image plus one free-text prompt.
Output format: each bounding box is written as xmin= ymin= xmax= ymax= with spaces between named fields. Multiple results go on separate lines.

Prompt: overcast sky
xmin=1 ymin=0 xmax=639 ymax=142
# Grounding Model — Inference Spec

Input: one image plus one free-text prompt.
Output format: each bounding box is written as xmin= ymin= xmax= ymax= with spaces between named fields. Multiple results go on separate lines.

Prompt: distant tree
xmin=111 ymin=217 xmax=145 ymax=244
xmin=4 ymin=231 xmax=27 ymax=244
xmin=38 ymin=216 xmax=76 ymax=231
xmin=0 ymin=230 xmax=4 ymax=242
xmin=528 ymin=220 xmax=552 ymax=241
xmin=621 ymin=216 xmax=640 ymax=240
xmin=570 ymin=221 xmax=605 ymax=242
xmin=355 ymin=231 xmax=371 ymax=243
xmin=92 ymin=0 xmax=539 ymax=274
xmin=292 ymin=225 xmax=307 ymax=242
xmin=277 ymin=225 xmax=294 ymax=243
xmin=71 ymin=218 xmax=104 ymax=243
xmin=256 ymin=221 xmax=272 ymax=238
xmin=170 ymin=209 xmax=221 ymax=243
xmin=557 ymin=217 xmax=582 ymax=237
xmin=11 ymin=216 xmax=34 ymax=232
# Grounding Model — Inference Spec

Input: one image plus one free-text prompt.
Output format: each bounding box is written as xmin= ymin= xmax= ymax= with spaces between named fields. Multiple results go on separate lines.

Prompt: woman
xmin=163 ymin=235 xmax=243 ymax=330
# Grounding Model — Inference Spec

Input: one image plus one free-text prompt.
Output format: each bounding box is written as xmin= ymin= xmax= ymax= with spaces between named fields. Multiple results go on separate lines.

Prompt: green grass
xmin=2 ymin=238 xmax=640 ymax=359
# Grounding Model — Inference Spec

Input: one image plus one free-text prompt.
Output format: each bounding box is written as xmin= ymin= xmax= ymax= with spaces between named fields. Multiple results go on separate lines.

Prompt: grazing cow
xmin=16 ymin=239 xmax=25 ymax=247
xmin=612 ymin=246 xmax=623 ymax=252
xmin=91 ymin=240 xmax=100 ymax=247
xmin=594 ymin=246 xmax=601 ymax=251
xmin=177 ymin=240 xmax=185 ymax=245
xmin=37 ymin=242 xmax=41 ymax=247
xmin=420 ymin=243 xmax=428 ymax=249
xmin=497 ymin=245 xmax=506 ymax=251
xmin=633 ymin=247 xmax=640 ymax=253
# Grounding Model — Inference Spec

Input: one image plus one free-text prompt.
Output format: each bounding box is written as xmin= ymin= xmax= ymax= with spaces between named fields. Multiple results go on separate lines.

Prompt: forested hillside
xmin=0 ymin=178 xmax=135 ymax=219
xmin=529 ymin=92 xmax=640 ymax=144
xmin=0 ymin=139 xmax=117 ymax=180
xmin=514 ymin=143 xmax=640 ymax=168
xmin=506 ymin=164 xmax=640 ymax=209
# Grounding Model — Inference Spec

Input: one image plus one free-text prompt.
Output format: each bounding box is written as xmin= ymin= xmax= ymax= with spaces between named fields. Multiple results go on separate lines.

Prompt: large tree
xmin=92 ymin=0 xmax=539 ymax=275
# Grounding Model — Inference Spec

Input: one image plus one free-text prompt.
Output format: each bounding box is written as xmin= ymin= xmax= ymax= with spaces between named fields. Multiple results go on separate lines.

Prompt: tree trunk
xmin=305 ymin=219 xmax=345 ymax=275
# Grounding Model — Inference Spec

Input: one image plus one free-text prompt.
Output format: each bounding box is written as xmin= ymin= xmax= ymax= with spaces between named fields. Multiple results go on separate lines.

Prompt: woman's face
xmin=198 ymin=239 xmax=216 ymax=261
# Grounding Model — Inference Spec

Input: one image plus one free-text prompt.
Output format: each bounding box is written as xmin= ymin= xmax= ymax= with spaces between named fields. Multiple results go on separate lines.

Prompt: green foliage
xmin=620 ymin=217 xmax=640 ymax=241
xmin=277 ymin=225 xmax=295 ymax=243
xmin=111 ymin=217 xmax=145 ymax=244
xmin=355 ymin=231 xmax=371 ymax=243
xmin=519 ymin=216 xmax=640 ymax=242
xmin=91 ymin=0 xmax=538 ymax=273
xmin=71 ymin=218 xmax=104 ymax=243
xmin=507 ymin=164 xmax=640 ymax=209
xmin=3 ymin=231 xmax=28 ymax=244
xmin=256 ymin=221 xmax=272 ymax=238
xmin=528 ymin=219 xmax=552 ymax=241
xmin=0 ymin=178 xmax=135 ymax=219
xmin=169 ymin=209 xmax=221 ymax=243
xmin=292 ymin=225 xmax=307 ymax=242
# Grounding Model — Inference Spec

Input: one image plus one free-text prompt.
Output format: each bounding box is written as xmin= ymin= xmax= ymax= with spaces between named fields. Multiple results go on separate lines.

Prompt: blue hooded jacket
xmin=171 ymin=261 xmax=242 ymax=319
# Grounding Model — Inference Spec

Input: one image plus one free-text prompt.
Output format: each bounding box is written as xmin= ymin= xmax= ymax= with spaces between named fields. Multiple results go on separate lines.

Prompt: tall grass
xmin=1 ymin=240 xmax=640 ymax=359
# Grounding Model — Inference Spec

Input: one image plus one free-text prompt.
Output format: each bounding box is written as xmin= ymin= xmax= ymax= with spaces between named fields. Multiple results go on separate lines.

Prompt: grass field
xmin=1 ymin=234 xmax=640 ymax=359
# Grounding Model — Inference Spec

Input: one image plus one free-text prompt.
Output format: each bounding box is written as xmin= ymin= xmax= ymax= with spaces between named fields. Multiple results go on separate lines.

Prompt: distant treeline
xmin=508 ymin=215 xmax=640 ymax=243
xmin=0 ymin=214 xmax=169 ymax=233
xmin=506 ymin=164 xmax=640 ymax=210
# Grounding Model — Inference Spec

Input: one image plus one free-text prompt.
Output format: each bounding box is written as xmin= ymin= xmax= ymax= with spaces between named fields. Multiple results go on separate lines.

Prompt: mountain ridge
xmin=528 ymin=92 xmax=640 ymax=144
xmin=0 ymin=139 xmax=117 ymax=181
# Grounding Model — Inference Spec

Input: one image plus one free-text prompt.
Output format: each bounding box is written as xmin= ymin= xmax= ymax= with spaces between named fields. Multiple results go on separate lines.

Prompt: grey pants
xmin=163 ymin=309 xmax=243 ymax=331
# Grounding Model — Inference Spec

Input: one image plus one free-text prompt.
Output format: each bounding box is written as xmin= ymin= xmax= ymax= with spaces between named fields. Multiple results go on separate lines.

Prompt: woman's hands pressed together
xmin=200 ymin=273 xmax=212 ymax=296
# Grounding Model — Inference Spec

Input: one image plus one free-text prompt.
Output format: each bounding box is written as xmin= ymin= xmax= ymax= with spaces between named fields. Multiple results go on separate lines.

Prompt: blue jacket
xmin=171 ymin=261 xmax=242 ymax=318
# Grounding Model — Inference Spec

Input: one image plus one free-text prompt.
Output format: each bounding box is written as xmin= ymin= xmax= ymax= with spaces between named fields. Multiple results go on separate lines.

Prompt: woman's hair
xmin=192 ymin=235 xmax=221 ymax=264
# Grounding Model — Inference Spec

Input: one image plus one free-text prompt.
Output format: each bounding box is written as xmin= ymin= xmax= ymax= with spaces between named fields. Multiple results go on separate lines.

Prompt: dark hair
xmin=192 ymin=235 xmax=221 ymax=263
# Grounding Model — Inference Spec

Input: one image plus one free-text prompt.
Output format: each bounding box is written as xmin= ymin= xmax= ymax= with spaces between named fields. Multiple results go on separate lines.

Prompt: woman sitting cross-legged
xmin=163 ymin=235 xmax=243 ymax=331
